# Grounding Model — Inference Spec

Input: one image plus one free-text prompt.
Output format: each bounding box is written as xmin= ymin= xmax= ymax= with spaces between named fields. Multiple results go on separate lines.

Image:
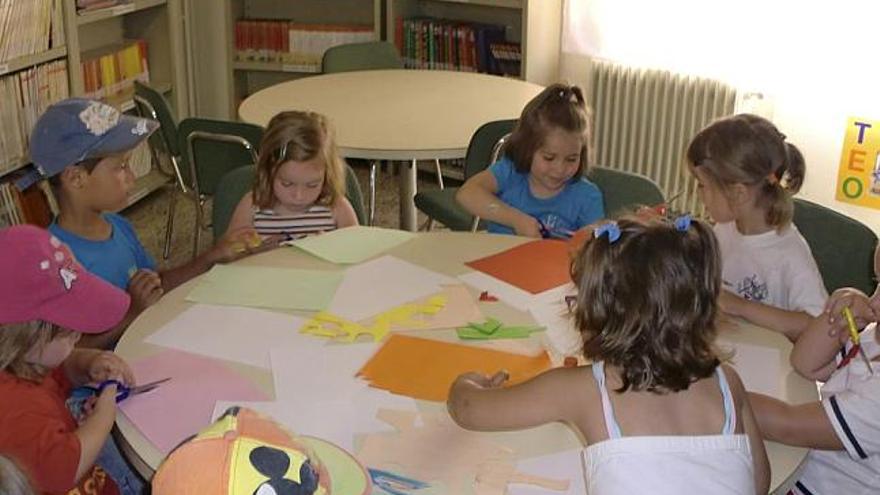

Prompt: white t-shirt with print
xmin=789 ymin=323 xmax=880 ymax=494
xmin=714 ymin=221 xmax=827 ymax=316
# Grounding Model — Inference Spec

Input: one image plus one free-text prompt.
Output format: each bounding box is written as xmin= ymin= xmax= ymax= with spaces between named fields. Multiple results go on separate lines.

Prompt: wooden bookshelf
xmin=0 ymin=46 xmax=68 ymax=77
xmin=76 ymin=0 xmax=169 ymax=26
xmin=386 ymin=0 xmax=561 ymax=84
xmin=232 ymin=61 xmax=321 ymax=74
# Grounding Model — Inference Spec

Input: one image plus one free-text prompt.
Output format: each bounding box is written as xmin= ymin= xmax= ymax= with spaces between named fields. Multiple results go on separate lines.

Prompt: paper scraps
xmin=456 ymin=318 xmax=543 ymax=340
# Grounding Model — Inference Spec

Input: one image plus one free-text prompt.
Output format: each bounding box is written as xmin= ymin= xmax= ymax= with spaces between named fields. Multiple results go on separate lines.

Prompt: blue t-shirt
xmin=488 ymin=157 xmax=605 ymax=235
xmin=49 ymin=213 xmax=156 ymax=290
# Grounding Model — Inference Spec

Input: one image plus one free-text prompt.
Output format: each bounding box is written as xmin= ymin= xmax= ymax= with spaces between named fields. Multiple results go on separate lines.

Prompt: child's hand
xmin=211 ymin=229 xmax=282 ymax=263
xmin=128 ymin=269 xmax=163 ymax=313
xmin=454 ymin=370 xmax=509 ymax=390
xmin=513 ymin=215 xmax=542 ymax=238
xmin=93 ymin=382 xmax=118 ymax=414
xmin=824 ymin=287 xmax=876 ymax=336
xmin=87 ymin=351 xmax=134 ymax=386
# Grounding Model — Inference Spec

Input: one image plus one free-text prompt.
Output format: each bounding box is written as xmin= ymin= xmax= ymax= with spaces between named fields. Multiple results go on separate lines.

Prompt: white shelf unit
xmin=385 ymin=0 xmax=561 ymax=85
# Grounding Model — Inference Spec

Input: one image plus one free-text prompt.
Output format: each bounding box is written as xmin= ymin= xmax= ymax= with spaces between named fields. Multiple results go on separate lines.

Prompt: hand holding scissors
xmin=72 ymin=377 xmax=171 ymax=403
xmin=842 ymin=307 xmax=874 ymax=374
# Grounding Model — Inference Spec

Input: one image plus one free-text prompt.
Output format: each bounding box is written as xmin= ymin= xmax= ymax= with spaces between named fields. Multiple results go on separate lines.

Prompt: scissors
xmin=841 ymin=307 xmax=874 ymax=374
xmin=72 ymin=377 xmax=171 ymax=403
xmin=535 ymin=217 xmax=574 ymax=240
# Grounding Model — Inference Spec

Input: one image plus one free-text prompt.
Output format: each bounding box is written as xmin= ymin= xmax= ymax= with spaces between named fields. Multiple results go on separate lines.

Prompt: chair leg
xmin=368 ymin=161 xmax=377 ymax=226
xmin=192 ymin=200 xmax=203 ymax=261
xmin=163 ymin=190 xmax=177 ymax=260
xmin=434 ymin=159 xmax=444 ymax=190
xmin=424 ymin=218 xmax=435 ymax=231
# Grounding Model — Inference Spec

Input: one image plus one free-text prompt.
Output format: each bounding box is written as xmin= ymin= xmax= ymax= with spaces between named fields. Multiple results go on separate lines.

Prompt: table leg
xmin=399 ymin=158 xmax=419 ymax=231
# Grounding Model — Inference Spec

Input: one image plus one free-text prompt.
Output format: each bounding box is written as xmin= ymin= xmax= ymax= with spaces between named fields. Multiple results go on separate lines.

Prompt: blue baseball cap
xmin=17 ymin=98 xmax=158 ymax=189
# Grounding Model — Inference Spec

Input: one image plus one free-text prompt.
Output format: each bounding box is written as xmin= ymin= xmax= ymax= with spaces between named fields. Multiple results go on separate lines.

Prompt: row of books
xmin=0 ymin=180 xmax=55 ymax=228
xmin=0 ymin=60 xmax=69 ymax=177
xmin=81 ymin=40 xmax=149 ymax=101
xmin=234 ymin=20 xmax=374 ymax=70
xmin=76 ymin=0 xmax=131 ymax=13
xmin=0 ymin=0 xmax=65 ymax=64
xmin=395 ymin=17 xmax=518 ymax=76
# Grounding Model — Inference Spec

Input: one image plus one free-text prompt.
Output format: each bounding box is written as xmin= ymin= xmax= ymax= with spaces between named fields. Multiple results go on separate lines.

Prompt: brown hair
xmin=252 ymin=111 xmax=345 ymax=209
xmin=0 ymin=321 xmax=75 ymax=381
xmin=571 ymin=216 xmax=721 ymax=393
xmin=686 ymin=113 xmax=806 ymax=228
xmin=504 ymin=83 xmax=593 ymax=176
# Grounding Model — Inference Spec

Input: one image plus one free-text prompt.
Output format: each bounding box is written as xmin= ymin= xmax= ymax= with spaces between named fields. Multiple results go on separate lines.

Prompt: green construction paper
xmin=471 ymin=318 xmax=503 ymax=335
xmin=288 ymin=226 xmax=415 ymax=264
xmin=186 ymin=264 xmax=342 ymax=311
xmin=456 ymin=319 xmax=543 ymax=340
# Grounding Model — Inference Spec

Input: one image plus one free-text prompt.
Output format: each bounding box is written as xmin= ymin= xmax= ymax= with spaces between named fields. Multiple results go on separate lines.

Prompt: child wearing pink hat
xmin=0 ymin=225 xmax=136 ymax=494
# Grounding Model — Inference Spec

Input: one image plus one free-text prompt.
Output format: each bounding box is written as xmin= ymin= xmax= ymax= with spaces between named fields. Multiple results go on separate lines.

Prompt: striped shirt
xmin=253 ymin=205 xmax=336 ymax=240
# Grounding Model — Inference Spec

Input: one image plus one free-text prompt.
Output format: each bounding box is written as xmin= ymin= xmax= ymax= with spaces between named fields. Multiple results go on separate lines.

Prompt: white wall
xmin=562 ymin=0 xmax=880 ymax=232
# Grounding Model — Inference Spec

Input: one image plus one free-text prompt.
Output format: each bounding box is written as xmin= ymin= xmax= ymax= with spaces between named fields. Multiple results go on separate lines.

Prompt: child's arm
xmin=748 ymin=392 xmax=844 ymax=450
xmin=724 ymin=366 xmax=770 ymax=495
xmin=225 ymin=192 xmax=256 ymax=237
xmin=455 ymin=170 xmax=542 ymax=237
xmin=74 ymin=385 xmax=117 ymax=482
xmin=719 ymin=290 xmax=813 ymax=342
xmin=447 ymin=368 xmax=573 ymax=431
xmin=332 ymin=197 xmax=359 ymax=228
xmin=790 ymin=313 xmax=849 ymax=382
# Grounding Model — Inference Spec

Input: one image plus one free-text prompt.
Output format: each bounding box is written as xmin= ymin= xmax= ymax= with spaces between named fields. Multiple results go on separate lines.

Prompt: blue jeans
xmin=97 ymin=436 xmax=145 ymax=495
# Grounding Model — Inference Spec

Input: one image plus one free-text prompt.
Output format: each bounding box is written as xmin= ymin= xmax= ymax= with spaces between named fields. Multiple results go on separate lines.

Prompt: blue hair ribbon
xmin=593 ymin=222 xmax=621 ymax=243
xmin=673 ymin=214 xmax=692 ymax=232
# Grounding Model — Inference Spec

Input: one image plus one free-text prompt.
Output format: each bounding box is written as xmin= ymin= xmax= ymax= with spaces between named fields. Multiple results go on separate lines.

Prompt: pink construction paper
xmin=119 ymin=349 xmax=269 ymax=454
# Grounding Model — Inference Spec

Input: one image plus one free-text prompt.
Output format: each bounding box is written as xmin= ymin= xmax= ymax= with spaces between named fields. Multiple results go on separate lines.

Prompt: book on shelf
xmin=0 ymin=59 xmax=69 ymax=177
xmin=76 ymin=0 xmax=131 ymax=13
xmin=397 ymin=17 xmax=507 ymax=75
xmin=0 ymin=0 xmax=65 ymax=64
xmin=489 ymin=42 xmax=521 ymax=77
xmin=80 ymin=40 xmax=149 ymax=101
xmin=234 ymin=19 xmax=373 ymax=71
xmin=0 ymin=176 xmax=54 ymax=228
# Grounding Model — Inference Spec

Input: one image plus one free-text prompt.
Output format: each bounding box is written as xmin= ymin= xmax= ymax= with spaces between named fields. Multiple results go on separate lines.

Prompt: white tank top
xmin=581 ymin=362 xmax=756 ymax=494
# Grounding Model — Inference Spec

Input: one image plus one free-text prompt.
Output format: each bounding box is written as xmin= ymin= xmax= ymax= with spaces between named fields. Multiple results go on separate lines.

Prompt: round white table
xmin=115 ymin=232 xmax=816 ymax=492
xmin=238 ymin=70 xmax=544 ymax=231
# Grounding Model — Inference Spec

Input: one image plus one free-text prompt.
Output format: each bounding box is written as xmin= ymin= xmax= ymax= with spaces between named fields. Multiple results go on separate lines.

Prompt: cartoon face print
xmin=250 ymin=446 xmax=319 ymax=495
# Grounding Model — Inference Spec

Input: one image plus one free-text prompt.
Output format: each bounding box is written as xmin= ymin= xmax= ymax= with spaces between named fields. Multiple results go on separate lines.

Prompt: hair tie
xmin=276 ymin=142 xmax=289 ymax=162
xmin=673 ymin=214 xmax=692 ymax=232
xmin=594 ymin=222 xmax=621 ymax=243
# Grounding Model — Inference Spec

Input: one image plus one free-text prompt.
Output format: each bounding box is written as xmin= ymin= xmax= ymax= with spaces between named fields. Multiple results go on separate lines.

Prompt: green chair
xmin=322 ymin=41 xmax=442 ymax=225
xmin=177 ymin=118 xmax=264 ymax=258
xmin=792 ymin=198 xmax=877 ymax=295
xmin=212 ymin=163 xmax=368 ymax=240
xmin=587 ymin=166 xmax=665 ymax=218
xmin=133 ymin=81 xmax=185 ymax=260
xmin=414 ymin=119 xmax=516 ymax=231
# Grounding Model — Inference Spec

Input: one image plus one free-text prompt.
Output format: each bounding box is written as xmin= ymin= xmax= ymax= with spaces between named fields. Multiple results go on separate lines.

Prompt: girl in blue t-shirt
xmin=456 ymin=83 xmax=604 ymax=237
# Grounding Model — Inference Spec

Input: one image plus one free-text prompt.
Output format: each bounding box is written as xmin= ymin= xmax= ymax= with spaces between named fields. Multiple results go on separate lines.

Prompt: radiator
xmin=589 ymin=59 xmax=737 ymax=215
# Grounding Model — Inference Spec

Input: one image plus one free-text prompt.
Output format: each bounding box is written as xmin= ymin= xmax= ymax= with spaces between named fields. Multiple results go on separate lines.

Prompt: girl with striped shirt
xmin=227 ymin=111 xmax=358 ymax=240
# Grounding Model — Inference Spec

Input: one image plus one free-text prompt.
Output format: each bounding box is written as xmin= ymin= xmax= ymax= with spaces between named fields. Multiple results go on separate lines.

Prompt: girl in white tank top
xmin=448 ymin=215 xmax=769 ymax=494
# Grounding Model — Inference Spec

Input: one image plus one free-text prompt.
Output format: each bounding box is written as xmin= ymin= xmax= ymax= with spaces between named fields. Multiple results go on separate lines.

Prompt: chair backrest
xmin=464 ymin=119 xmax=518 ymax=179
xmin=212 ymin=163 xmax=368 ymax=239
xmin=322 ymin=41 xmax=403 ymax=73
xmin=792 ymin=198 xmax=877 ymax=294
xmin=587 ymin=166 xmax=665 ymax=218
xmin=177 ymin=117 xmax=264 ymax=197
xmin=134 ymin=81 xmax=180 ymax=157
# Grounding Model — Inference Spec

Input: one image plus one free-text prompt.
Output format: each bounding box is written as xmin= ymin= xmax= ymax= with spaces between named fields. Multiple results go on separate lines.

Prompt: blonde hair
xmin=252 ymin=111 xmax=345 ymax=210
xmin=0 ymin=455 xmax=35 ymax=495
xmin=0 ymin=321 xmax=75 ymax=381
xmin=687 ymin=114 xmax=806 ymax=228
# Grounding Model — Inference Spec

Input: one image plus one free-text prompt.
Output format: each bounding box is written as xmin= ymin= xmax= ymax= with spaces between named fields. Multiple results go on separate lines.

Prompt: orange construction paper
xmin=357 ymin=334 xmax=551 ymax=402
xmin=465 ymin=240 xmax=572 ymax=294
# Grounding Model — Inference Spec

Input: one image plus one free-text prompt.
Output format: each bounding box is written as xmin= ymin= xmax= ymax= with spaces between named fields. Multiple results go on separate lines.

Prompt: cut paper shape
xmin=510 ymin=449 xmax=585 ymax=494
xmin=146 ymin=304 xmax=315 ymax=369
xmin=357 ymin=409 xmax=569 ymax=495
xmin=456 ymin=318 xmax=543 ymax=340
xmin=119 ymin=349 xmax=268 ymax=454
xmin=479 ymin=291 xmax=499 ymax=302
xmin=329 ymin=256 xmax=456 ymax=322
xmin=369 ymin=468 xmax=432 ymax=495
xmin=302 ymin=285 xmax=484 ymax=343
xmin=465 ymin=240 xmax=571 ymax=294
xmin=288 ymin=225 xmax=415 ymax=264
xmin=358 ymin=334 xmax=551 ymax=402
xmin=185 ymin=264 xmax=342 ymax=311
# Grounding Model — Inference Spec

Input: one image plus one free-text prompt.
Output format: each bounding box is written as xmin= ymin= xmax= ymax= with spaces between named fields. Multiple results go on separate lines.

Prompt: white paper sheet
xmin=717 ymin=339 xmax=783 ymax=397
xmin=328 ymin=255 xmax=456 ymax=322
xmin=145 ymin=304 xmax=317 ymax=369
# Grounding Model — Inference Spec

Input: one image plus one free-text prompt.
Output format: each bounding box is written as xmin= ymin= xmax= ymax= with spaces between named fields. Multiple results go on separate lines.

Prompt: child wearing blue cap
xmin=21 ymin=98 xmax=255 ymax=348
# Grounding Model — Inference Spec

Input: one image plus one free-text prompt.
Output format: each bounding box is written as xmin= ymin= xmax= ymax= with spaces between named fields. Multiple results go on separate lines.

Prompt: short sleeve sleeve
xmin=489 ymin=158 xmax=516 ymax=193
xmin=1 ymin=409 xmax=81 ymax=493
xmin=575 ymin=180 xmax=605 ymax=228
xmin=785 ymin=240 xmax=828 ymax=316
xmin=108 ymin=214 xmax=156 ymax=272
xmin=823 ymin=384 xmax=880 ymax=460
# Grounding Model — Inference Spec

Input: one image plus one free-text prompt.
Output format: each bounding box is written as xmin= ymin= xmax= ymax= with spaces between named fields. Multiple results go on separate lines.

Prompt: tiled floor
xmin=124 ymin=161 xmax=451 ymax=269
